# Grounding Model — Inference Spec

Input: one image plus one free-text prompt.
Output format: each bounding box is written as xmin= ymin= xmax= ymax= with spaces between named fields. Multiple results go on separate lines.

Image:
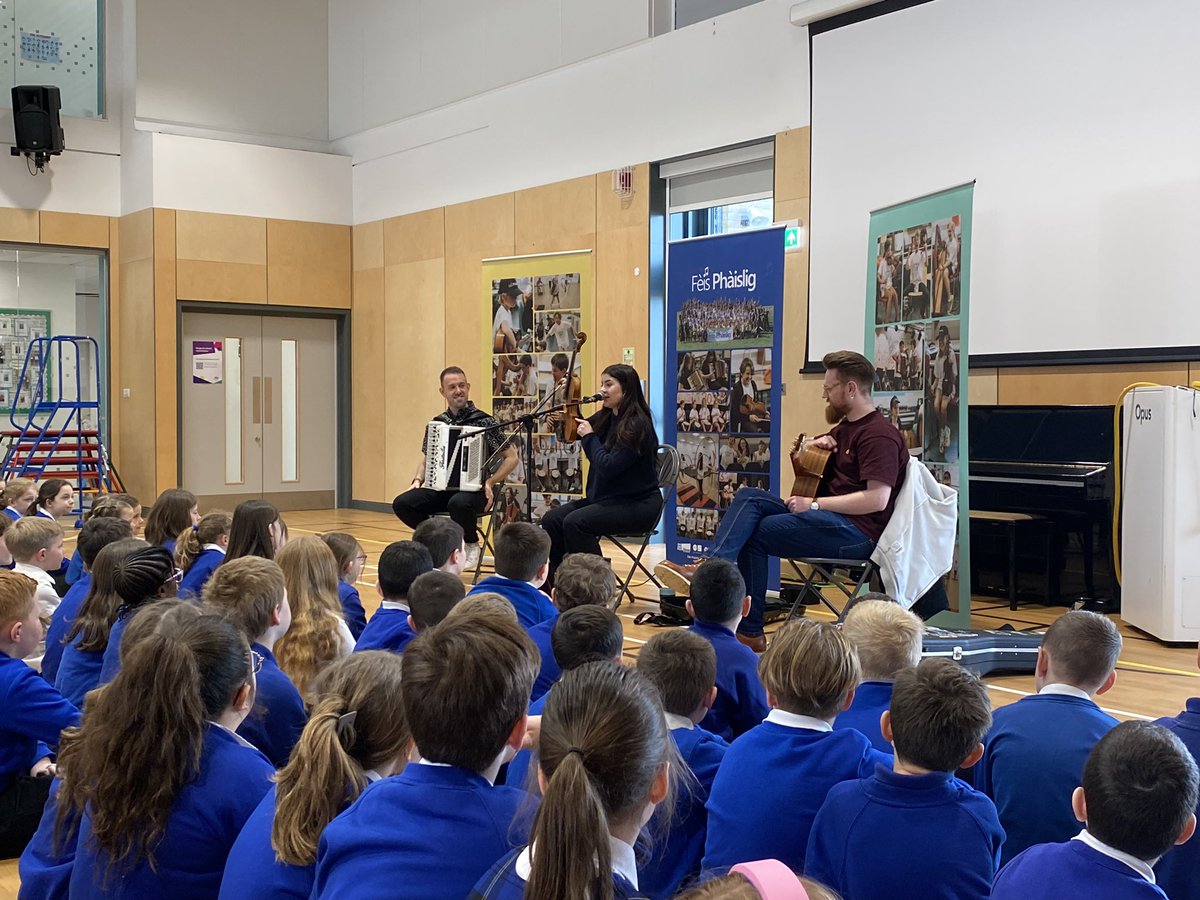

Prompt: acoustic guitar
xmin=789 ymin=434 xmax=833 ymax=499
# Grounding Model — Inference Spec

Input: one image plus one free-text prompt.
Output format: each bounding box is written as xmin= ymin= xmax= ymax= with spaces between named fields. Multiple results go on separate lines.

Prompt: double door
xmin=181 ymin=311 xmax=337 ymax=510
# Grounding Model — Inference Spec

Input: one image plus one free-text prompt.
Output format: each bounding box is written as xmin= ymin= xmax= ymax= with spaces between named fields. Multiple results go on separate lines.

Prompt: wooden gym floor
xmin=2 ymin=507 xmax=1196 ymax=895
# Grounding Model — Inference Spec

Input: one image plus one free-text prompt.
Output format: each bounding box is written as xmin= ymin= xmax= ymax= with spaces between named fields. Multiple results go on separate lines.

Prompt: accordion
xmin=424 ymin=421 xmax=487 ymax=492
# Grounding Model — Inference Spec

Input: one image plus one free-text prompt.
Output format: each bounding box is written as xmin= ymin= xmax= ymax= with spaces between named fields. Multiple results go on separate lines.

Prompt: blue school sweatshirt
xmin=526 ymin=615 xmax=560 ymax=701
xmin=469 ymin=576 xmax=557 ymax=631
xmin=68 ymin=724 xmax=273 ymax=900
xmin=337 ymin=580 xmax=367 ymax=641
xmin=978 ymin=691 xmax=1118 ymax=865
xmin=65 ymin=549 xmax=85 ymax=586
xmin=55 ymin=638 xmax=105 ymax=708
xmin=832 ymin=680 xmax=893 ymax=753
xmin=219 ymin=784 xmax=314 ymax=900
xmin=502 ymin=692 xmax=549 ymax=792
xmin=41 ymin=572 xmax=92 ymax=685
xmin=235 ymin=643 xmax=307 ymax=769
xmin=805 ymin=764 xmax=1004 ymax=900
xmin=688 ymin=620 xmax=769 ymax=741
xmin=0 ymin=652 xmax=80 ymax=789
xmin=312 ymin=762 xmax=532 ymax=900
xmin=353 ymin=605 xmax=417 ymax=654
xmin=702 ymin=717 xmax=891 ymax=873
xmin=992 ymin=838 xmax=1167 ymax=900
xmin=18 ymin=776 xmax=76 ymax=900
xmin=639 ymin=723 xmax=729 ymax=900
xmin=96 ymin=613 xmax=132 ymax=685
xmin=3 ymin=507 xmax=21 ymax=521
xmin=469 ymin=845 xmax=648 ymax=899
xmin=1153 ymin=697 xmax=1200 ymax=899
xmin=178 ymin=547 xmax=225 ymax=601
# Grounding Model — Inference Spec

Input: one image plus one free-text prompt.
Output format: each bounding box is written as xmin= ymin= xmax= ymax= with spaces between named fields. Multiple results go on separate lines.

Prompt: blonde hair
xmin=676 ymin=871 xmax=842 ymax=900
xmin=6 ymin=516 xmax=63 ymax=560
xmin=202 ymin=556 xmax=286 ymax=643
xmin=272 ymin=652 xmax=408 ymax=866
xmin=841 ymin=600 xmax=923 ymax=681
xmin=274 ymin=536 xmax=347 ymax=698
xmin=758 ymin=619 xmax=860 ymax=719
xmin=174 ymin=511 xmax=232 ymax=573
xmin=444 ymin=591 xmax=520 ymax=626
xmin=0 ymin=478 xmax=35 ymax=511
xmin=0 ymin=570 xmax=37 ymax=626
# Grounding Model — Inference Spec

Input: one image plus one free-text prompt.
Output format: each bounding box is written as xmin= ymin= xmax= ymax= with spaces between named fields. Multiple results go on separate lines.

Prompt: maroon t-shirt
xmin=822 ymin=409 xmax=908 ymax=541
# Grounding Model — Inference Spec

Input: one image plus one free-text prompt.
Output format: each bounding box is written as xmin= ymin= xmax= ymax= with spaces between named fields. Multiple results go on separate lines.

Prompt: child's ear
xmin=959 ymin=742 xmax=984 ymax=770
xmin=233 ymin=682 xmax=253 ymax=713
xmin=740 ymin=595 xmax=751 ymax=618
xmin=648 ymin=761 xmax=670 ymax=806
xmin=841 ymin=686 xmax=856 ymax=712
xmin=703 ymin=685 xmax=718 ymax=712
xmin=550 ymin=587 xmax=561 ymax=610
xmin=1095 ymin=669 xmax=1117 ymax=696
xmin=270 ymin=604 xmax=282 ymax=627
xmin=880 ymin=709 xmax=893 ymax=743
xmin=685 ymin=599 xmax=696 ymax=619
xmin=407 ymin=613 xmax=417 ymax=633
xmin=1071 ymin=786 xmax=1087 ymax=825
xmin=376 ymin=581 xmax=384 ymax=599
xmin=1176 ymin=813 xmax=1197 ymax=847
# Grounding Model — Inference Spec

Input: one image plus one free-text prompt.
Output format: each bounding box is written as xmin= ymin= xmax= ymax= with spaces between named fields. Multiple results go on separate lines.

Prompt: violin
xmin=559 ymin=331 xmax=588 ymax=442
xmin=740 ymin=394 xmax=770 ymax=420
xmin=789 ymin=433 xmax=833 ymax=499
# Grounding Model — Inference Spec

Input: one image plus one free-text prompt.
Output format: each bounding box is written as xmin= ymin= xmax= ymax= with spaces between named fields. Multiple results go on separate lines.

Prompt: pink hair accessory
xmin=730 ymin=860 xmax=810 ymax=900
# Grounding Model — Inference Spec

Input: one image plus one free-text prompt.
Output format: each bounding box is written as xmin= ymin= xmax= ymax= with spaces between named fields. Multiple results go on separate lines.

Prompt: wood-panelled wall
xmin=350 ymin=166 xmax=650 ymax=504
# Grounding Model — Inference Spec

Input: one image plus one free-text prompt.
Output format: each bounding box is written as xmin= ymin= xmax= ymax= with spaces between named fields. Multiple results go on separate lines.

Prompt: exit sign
xmin=784 ymin=226 xmax=802 ymax=252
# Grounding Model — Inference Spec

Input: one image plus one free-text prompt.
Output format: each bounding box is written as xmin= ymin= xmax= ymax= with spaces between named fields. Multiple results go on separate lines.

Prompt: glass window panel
xmin=224 ymin=338 xmax=242 ymax=484
xmin=281 ymin=339 xmax=298 ymax=482
xmin=2 ymin=1 xmax=105 ymax=118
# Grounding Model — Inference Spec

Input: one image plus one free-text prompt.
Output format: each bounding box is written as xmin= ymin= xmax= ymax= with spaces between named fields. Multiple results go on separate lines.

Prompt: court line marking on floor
xmin=985 ymin=684 xmax=1152 ymax=721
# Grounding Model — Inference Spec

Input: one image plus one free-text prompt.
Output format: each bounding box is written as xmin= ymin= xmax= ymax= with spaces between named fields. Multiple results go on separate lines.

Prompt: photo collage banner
xmin=0 ymin=308 xmax=52 ymax=414
xmin=866 ymin=183 xmax=973 ymax=625
xmin=480 ymin=251 xmax=594 ymax=525
xmin=665 ymin=228 xmax=785 ymax=567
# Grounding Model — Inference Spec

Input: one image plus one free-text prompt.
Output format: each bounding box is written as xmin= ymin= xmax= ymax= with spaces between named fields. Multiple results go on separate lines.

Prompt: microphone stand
xmin=474 ymin=393 xmax=599 ymax=522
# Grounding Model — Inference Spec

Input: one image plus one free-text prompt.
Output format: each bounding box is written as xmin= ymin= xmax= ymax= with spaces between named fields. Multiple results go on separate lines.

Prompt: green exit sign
xmin=784 ymin=226 xmax=802 ymax=252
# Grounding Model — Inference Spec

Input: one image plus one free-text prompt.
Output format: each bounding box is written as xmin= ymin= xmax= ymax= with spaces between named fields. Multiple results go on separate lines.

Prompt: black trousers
xmin=392 ymin=488 xmax=488 ymax=543
xmin=541 ymin=494 xmax=662 ymax=582
xmin=0 ymin=774 xmax=51 ymax=859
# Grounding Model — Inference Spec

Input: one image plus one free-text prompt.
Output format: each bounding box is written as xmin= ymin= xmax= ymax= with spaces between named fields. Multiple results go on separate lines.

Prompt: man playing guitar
xmin=656 ymin=350 xmax=908 ymax=652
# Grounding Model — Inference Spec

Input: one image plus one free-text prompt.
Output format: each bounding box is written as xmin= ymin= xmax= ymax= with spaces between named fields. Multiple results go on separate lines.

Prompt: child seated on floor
xmin=353 ymin=541 xmax=433 ymax=654
xmin=992 ymin=721 xmax=1198 ymax=900
xmin=412 ymin=518 xmax=467 ymax=576
xmin=1151 ymin=645 xmax=1200 ymax=898
xmin=468 ymin=523 xmax=557 ymax=631
xmin=977 ymin=610 xmax=1121 ymax=865
xmin=834 ymin=596 xmax=924 ymax=752
xmin=703 ymin=618 xmax=891 ymax=874
xmin=321 ymin=532 xmax=369 ymax=640
xmin=312 ymin=602 xmax=539 ymax=900
xmin=636 ymin=629 xmax=727 ymax=899
xmin=685 ymin=558 xmax=768 ymax=741
xmin=806 ymin=657 xmax=1004 ymax=900
xmin=9 ymin=518 xmax=67 ymax=671
xmin=175 ymin=511 xmax=231 ymax=602
xmin=406 ymin=570 xmax=466 ymax=636
xmin=527 ymin=553 xmax=615 ymax=701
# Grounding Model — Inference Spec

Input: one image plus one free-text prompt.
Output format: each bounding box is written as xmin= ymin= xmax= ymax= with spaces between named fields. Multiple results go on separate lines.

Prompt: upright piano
xmin=968 ymin=405 xmax=1116 ymax=604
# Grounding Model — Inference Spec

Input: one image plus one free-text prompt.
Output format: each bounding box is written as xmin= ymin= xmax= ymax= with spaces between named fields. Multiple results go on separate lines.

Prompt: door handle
xmin=263 ymin=377 xmax=273 ymax=425
xmin=254 ymin=435 xmax=262 ymax=446
xmin=252 ymin=377 xmax=261 ymax=424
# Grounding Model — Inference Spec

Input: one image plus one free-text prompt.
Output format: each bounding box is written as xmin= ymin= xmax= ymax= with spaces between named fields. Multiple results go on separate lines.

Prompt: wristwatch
xmin=810 ymin=500 xmax=820 ymax=512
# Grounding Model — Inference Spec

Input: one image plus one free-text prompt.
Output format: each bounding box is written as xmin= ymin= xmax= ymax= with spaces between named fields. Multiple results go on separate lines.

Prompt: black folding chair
xmin=783 ymin=556 xmax=880 ymax=622
xmin=603 ymin=445 xmax=681 ymax=609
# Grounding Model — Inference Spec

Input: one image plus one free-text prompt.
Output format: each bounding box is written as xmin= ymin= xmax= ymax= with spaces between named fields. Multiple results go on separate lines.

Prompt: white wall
xmin=335 ymin=0 xmax=810 ymax=223
xmin=328 ymin=0 xmax=651 ymax=140
xmin=808 ymin=0 xmax=1200 ymax=359
xmin=137 ymin=0 xmax=329 ymax=144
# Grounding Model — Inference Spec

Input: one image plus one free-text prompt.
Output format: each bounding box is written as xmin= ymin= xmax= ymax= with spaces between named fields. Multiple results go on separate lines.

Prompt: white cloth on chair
xmin=870 ymin=455 xmax=958 ymax=608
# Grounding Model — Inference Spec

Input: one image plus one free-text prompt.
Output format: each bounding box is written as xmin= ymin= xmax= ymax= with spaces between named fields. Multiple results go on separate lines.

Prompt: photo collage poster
xmin=866 ymin=183 xmax=973 ymax=623
xmin=665 ymin=228 xmax=786 ymax=566
xmin=481 ymin=253 xmax=593 ymax=525
xmin=0 ymin=308 xmax=52 ymax=414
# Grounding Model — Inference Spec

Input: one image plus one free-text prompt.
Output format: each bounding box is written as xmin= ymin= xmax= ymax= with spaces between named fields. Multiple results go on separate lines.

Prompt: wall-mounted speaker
xmin=11 ymin=85 xmax=64 ymax=171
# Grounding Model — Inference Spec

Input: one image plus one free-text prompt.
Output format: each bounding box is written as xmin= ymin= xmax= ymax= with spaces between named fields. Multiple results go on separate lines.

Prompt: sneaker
xmin=463 ymin=542 xmax=481 ymax=570
xmin=655 ymin=560 xmax=700 ymax=596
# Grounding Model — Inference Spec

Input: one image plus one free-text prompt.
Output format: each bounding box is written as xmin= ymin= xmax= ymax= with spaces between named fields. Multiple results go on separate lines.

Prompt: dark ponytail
xmin=525 ymin=661 xmax=675 ymax=900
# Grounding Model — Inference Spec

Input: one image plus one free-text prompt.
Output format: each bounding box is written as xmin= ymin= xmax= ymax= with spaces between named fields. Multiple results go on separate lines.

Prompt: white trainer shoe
xmin=463 ymin=542 xmax=482 ymax=570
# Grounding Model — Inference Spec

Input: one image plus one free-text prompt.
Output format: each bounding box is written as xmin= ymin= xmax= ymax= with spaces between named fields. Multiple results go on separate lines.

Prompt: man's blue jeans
xmin=708 ymin=488 xmax=875 ymax=636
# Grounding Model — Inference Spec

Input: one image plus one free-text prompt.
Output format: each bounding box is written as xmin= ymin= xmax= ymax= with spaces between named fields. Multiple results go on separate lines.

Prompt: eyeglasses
xmin=250 ymin=650 xmax=264 ymax=675
xmin=821 ymin=380 xmax=845 ymax=398
xmin=165 ymin=567 xmax=184 ymax=586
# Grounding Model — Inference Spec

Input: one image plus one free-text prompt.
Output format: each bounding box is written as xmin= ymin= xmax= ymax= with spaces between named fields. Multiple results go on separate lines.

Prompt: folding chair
xmin=783 ymin=556 xmax=880 ymax=622
xmin=602 ymin=445 xmax=681 ymax=609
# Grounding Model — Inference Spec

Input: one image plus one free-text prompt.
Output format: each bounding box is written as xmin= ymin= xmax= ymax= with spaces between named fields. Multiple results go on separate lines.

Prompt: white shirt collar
xmin=1039 ymin=683 xmax=1092 ymax=701
xmin=380 ymin=599 xmax=410 ymax=612
xmin=416 ymin=756 xmax=496 ymax=786
xmin=766 ymin=709 xmax=831 ymax=732
xmin=364 ymin=769 xmax=383 ymax=783
xmin=201 ymin=544 xmax=226 ymax=554
xmin=1073 ymin=829 xmax=1158 ymax=881
xmin=514 ymin=836 xmax=639 ymax=889
xmin=208 ymin=720 xmax=260 ymax=750
xmin=664 ymin=712 xmax=695 ymax=731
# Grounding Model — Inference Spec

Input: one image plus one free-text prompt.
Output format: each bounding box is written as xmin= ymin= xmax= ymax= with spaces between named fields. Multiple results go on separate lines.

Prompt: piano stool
xmin=968 ymin=511 xmax=1056 ymax=610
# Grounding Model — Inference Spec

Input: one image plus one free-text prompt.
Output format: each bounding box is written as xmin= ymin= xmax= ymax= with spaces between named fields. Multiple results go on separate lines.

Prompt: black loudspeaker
xmin=11 ymin=85 xmax=64 ymax=155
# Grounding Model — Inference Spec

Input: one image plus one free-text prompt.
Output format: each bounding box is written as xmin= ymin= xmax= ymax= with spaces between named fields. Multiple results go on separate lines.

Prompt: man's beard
xmin=825 ymin=402 xmax=844 ymax=425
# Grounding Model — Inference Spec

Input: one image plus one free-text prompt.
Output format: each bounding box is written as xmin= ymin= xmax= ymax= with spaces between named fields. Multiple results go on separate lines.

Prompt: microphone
xmin=579 ymin=393 xmax=604 ymax=404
